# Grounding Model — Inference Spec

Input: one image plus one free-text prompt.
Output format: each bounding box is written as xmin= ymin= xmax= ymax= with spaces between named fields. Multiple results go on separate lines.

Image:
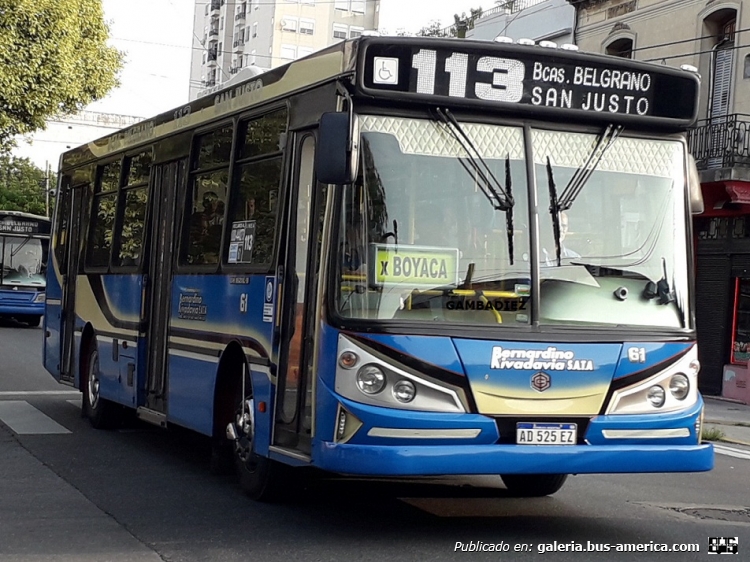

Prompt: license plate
xmin=516 ymin=423 xmax=577 ymax=445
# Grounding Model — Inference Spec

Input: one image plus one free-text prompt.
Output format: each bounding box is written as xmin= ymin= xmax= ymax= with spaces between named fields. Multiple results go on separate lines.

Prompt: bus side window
xmin=86 ymin=161 xmax=121 ymax=269
xmin=225 ymin=109 xmax=287 ymax=266
xmin=182 ymin=125 xmax=233 ymax=266
xmin=113 ymin=151 xmax=152 ymax=268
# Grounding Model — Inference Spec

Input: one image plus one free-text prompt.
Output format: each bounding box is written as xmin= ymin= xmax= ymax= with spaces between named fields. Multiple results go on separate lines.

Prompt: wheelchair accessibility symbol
xmin=373 ymin=57 xmax=399 ymax=85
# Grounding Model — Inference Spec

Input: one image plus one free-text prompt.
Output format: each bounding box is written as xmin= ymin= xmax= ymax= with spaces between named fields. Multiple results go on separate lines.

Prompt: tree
xmin=0 ymin=156 xmax=54 ymax=216
xmin=0 ymin=0 xmax=123 ymax=152
xmin=416 ymin=20 xmax=450 ymax=37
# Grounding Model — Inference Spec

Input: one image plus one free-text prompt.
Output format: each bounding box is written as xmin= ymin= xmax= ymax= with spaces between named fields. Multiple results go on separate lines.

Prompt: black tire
xmin=25 ymin=315 xmax=41 ymax=327
xmin=501 ymin=474 xmax=568 ymax=497
xmin=232 ymin=388 xmax=288 ymax=502
xmin=82 ymin=344 xmax=121 ymax=429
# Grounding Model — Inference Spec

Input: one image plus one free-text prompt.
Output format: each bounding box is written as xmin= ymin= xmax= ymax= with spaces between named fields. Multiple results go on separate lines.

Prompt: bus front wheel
xmin=232 ymin=393 xmax=286 ymax=502
xmin=500 ymin=474 xmax=568 ymax=497
xmin=82 ymin=344 xmax=121 ymax=429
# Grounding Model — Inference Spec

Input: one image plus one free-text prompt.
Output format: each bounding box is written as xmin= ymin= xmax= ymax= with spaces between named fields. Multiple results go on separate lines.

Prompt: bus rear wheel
xmin=232 ymin=393 xmax=287 ymax=502
xmin=500 ymin=474 xmax=568 ymax=497
xmin=82 ymin=344 xmax=121 ymax=429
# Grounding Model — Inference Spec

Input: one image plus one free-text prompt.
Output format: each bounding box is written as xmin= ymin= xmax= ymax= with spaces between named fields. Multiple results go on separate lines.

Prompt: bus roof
xmin=60 ymin=36 xmax=700 ymax=171
xmin=0 ymin=210 xmax=50 ymax=223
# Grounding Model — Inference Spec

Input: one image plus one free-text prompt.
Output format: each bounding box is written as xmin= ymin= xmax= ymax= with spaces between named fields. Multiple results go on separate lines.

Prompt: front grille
xmin=494 ymin=417 xmax=593 ymax=445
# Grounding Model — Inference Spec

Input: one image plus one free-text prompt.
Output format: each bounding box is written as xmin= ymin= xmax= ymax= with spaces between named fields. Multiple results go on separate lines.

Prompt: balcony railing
xmin=235 ymin=11 xmax=246 ymax=21
xmin=688 ymin=114 xmax=750 ymax=171
xmin=476 ymin=0 xmax=549 ymax=21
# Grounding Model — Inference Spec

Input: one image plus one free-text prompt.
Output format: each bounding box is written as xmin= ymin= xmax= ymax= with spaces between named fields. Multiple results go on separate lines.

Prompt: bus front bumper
xmin=312 ymin=394 xmax=714 ymax=476
xmin=314 ymin=440 xmax=714 ymax=476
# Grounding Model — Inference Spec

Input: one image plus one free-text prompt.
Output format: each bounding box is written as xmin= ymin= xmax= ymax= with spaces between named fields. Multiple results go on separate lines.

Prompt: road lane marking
xmin=714 ymin=443 xmax=750 ymax=461
xmin=0 ymin=390 xmax=80 ymax=397
xmin=0 ymin=401 xmax=71 ymax=434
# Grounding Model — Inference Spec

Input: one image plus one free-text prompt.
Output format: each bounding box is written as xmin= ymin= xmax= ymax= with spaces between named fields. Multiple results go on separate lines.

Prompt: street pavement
xmin=703 ymin=395 xmax=750 ymax=448
xmin=0 ymin=394 xmax=749 ymax=560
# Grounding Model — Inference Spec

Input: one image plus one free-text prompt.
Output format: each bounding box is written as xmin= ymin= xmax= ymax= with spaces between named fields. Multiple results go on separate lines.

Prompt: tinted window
xmin=98 ymin=161 xmax=121 ymax=193
xmin=241 ymin=109 xmax=288 ymax=159
xmin=196 ymin=125 xmax=233 ymax=169
xmin=87 ymin=193 xmax=117 ymax=268
xmin=114 ymin=188 xmax=149 ymax=267
xmin=226 ymin=159 xmax=281 ymax=265
xmin=126 ymin=151 xmax=152 ymax=186
xmin=185 ymin=171 xmax=228 ymax=265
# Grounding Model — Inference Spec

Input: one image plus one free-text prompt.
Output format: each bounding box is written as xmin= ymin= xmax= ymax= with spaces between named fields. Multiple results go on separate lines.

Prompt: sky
xmin=89 ymin=0 xmax=486 ymax=119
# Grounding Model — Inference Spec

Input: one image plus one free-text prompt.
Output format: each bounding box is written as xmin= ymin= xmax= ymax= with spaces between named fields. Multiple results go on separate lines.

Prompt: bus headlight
xmin=356 ymin=365 xmax=386 ymax=395
xmin=393 ymin=380 xmax=416 ymax=403
xmin=335 ymin=334 xmax=467 ymax=413
xmin=647 ymin=385 xmax=666 ymax=408
xmin=606 ymin=346 xmax=699 ymax=415
xmin=33 ymin=292 xmax=46 ymax=303
xmin=669 ymin=374 xmax=690 ymax=400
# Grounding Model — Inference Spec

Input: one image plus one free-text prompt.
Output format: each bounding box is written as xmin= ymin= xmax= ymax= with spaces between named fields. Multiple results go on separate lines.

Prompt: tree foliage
xmin=415 ymin=7 xmax=484 ymax=38
xmin=0 ymin=0 xmax=123 ymax=151
xmin=0 ymin=155 xmax=53 ymax=216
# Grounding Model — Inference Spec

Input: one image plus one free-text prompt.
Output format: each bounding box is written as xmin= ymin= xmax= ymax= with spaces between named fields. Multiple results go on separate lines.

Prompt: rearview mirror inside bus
xmin=687 ymin=154 xmax=704 ymax=215
xmin=316 ymin=112 xmax=359 ymax=185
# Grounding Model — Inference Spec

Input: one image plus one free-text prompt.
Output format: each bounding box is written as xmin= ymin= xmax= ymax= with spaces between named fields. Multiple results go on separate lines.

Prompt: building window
xmin=301 ymin=0 xmax=315 ymax=4
xmin=351 ymin=0 xmax=365 ymax=13
xmin=251 ymin=50 xmax=257 ymax=65
xmin=349 ymin=26 xmax=363 ymax=38
xmin=281 ymin=17 xmax=298 ymax=32
xmin=220 ymin=16 xmax=225 ymax=30
xmin=298 ymin=47 xmax=314 ymax=58
xmin=744 ymin=55 xmax=750 ymax=79
xmin=281 ymin=45 xmax=297 ymax=60
xmin=333 ymin=24 xmax=347 ymax=40
xmin=300 ymin=19 xmax=314 ymax=35
xmin=252 ymin=22 xmax=258 ymax=37
xmin=605 ymin=37 xmax=633 ymax=59
xmin=334 ymin=0 xmax=348 ymax=10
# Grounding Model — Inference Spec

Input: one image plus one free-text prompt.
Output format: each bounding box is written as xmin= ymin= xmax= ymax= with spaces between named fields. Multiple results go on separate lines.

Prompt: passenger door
xmin=274 ymin=133 xmax=326 ymax=454
xmin=50 ymin=176 xmax=86 ymax=384
xmin=140 ymin=159 xmax=186 ymax=415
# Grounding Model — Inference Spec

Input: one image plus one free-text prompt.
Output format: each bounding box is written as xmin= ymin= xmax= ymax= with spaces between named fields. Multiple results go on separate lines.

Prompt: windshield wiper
xmin=432 ymin=108 xmax=515 ymax=264
xmin=547 ymin=124 xmax=622 ymax=266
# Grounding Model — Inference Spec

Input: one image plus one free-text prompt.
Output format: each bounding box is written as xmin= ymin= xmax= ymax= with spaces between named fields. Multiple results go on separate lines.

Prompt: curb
xmin=718 ymin=436 xmax=750 ymax=448
xmin=704 ymin=419 xmax=750 ymax=428
xmin=704 ymin=396 xmax=748 ymax=405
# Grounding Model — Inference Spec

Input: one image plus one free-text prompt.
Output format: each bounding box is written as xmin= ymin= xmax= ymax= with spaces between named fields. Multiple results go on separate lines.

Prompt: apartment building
xmin=570 ymin=0 xmax=750 ymax=399
xmin=189 ymin=0 xmax=380 ymax=100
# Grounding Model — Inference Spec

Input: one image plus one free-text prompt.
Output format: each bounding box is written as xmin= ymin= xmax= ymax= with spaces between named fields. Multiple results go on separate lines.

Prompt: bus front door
xmin=140 ymin=159 xmax=186 ymax=419
xmin=57 ymin=178 xmax=86 ymax=384
xmin=274 ymin=133 xmax=325 ymax=455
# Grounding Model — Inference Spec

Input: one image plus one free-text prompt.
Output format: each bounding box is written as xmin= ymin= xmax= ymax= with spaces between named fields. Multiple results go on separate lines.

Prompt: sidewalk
xmin=703 ymin=396 xmax=750 ymax=448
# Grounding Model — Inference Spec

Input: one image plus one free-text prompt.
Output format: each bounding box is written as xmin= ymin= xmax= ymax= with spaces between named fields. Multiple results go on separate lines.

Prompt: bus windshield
xmin=1 ymin=236 xmax=46 ymax=287
xmin=335 ymin=115 xmax=689 ymax=331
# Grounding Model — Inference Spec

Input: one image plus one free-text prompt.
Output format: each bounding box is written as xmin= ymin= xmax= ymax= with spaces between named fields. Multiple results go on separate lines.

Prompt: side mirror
xmin=316 ymin=112 xmax=359 ymax=185
xmin=687 ymin=154 xmax=704 ymax=214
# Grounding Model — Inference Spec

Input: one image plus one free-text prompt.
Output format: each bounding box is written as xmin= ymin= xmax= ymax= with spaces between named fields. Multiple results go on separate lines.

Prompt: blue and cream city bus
xmin=43 ymin=36 xmax=712 ymax=500
xmin=1 ymin=211 xmax=49 ymax=326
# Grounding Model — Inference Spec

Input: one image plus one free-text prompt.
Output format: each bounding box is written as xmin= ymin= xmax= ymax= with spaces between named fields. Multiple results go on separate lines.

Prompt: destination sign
xmin=370 ymin=244 xmax=459 ymax=287
xmin=0 ymin=217 xmax=42 ymax=235
xmin=359 ymin=41 xmax=698 ymax=124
